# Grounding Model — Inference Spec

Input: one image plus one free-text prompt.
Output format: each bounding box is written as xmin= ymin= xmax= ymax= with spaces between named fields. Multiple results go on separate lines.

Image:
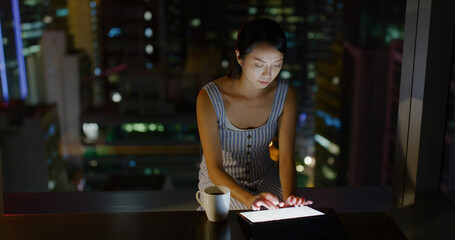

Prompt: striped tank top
xmin=198 ymin=78 xmax=289 ymax=210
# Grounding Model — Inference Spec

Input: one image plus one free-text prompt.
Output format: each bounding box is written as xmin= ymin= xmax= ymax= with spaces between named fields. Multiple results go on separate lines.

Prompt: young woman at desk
xmin=197 ymin=18 xmax=313 ymax=210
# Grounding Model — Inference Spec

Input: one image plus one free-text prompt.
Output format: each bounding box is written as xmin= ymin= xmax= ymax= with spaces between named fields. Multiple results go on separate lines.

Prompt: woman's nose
xmin=263 ymin=66 xmax=272 ymax=77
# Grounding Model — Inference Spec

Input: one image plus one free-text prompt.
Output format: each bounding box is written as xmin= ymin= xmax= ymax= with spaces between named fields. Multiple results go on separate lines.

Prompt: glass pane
xmin=0 ymin=0 xmax=406 ymax=193
xmin=441 ymin=27 xmax=455 ymax=206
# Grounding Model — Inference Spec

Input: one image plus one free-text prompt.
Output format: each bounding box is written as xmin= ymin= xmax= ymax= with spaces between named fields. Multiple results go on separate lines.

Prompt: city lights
xmin=314 ymin=134 xmax=340 ymax=156
xmin=48 ymin=180 xmax=55 ymax=190
xmin=108 ymin=27 xmax=121 ymax=38
xmin=304 ymin=156 xmax=314 ymax=166
xmin=190 ymin=18 xmax=201 ymax=28
xmin=56 ymin=8 xmax=69 ymax=17
xmin=133 ymin=123 xmax=148 ymax=133
xmin=12 ymin=0 xmax=28 ymax=99
xmin=145 ymin=28 xmax=153 ymax=38
xmin=43 ymin=15 xmax=52 ymax=24
xmin=144 ymin=168 xmax=152 ymax=175
xmin=322 ymin=165 xmax=337 ymax=180
xmin=82 ymin=123 xmax=100 ymax=141
xmin=145 ymin=44 xmax=154 ymax=54
xmin=296 ymin=164 xmax=305 ymax=172
xmin=248 ymin=7 xmax=258 ymax=15
xmin=112 ymin=92 xmax=122 ymax=103
xmin=280 ymin=70 xmax=291 ymax=79
xmin=88 ymin=160 xmax=98 ymax=167
xmin=0 ymin=19 xmax=9 ymax=101
xmin=144 ymin=11 xmax=153 ymax=21
xmin=129 ymin=160 xmax=136 ymax=167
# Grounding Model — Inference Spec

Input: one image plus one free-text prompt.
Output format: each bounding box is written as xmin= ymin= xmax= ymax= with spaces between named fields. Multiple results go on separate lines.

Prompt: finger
xmin=263 ymin=199 xmax=279 ymax=210
xmin=254 ymin=200 xmax=277 ymax=210
xmin=252 ymin=201 xmax=265 ymax=211
xmin=304 ymin=200 xmax=313 ymax=205
xmin=295 ymin=197 xmax=303 ymax=206
xmin=289 ymin=196 xmax=297 ymax=206
xmin=264 ymin=193 xmax=280 ymax=206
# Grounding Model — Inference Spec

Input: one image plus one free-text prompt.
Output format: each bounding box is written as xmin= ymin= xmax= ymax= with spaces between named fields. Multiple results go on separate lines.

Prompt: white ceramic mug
xmin=196 ymin=186 xmax=230 ymax=222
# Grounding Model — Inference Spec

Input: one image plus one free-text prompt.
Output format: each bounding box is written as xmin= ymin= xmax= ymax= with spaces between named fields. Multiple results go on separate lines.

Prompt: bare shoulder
xmin=285 ymin=84 xmax=297 ymax=104
xmin=196 ymin=86 xmax=211 ymax=108
xmin=212 ymin=76 xmax=231 ymax=93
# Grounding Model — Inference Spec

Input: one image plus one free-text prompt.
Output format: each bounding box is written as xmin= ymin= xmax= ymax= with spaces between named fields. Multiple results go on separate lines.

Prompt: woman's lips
xmin=258 ymin=80 xmax=269 ymax=85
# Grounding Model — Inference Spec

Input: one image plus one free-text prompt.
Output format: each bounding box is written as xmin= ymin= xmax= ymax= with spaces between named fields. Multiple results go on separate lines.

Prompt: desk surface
xmin=0 ymin=209 xmax=406 ymax=240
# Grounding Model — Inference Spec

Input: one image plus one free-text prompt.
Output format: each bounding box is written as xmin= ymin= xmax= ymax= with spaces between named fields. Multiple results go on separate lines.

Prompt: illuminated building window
xmin=112 ymin=92 xmax=122 ymax=102
xmin=94 ymin=68 xmax=101 ymax=76
xmin=190 ymin=18 xmax=201 ymax=28
xmin=307 ymin=32 xmax=315 ymax=39
xmin=149 ymin=123 xmax=157 ymax=131
xmin=314 ymin=134 xmax=340 ymax=156
xmin=43 ymin=16 xmax=52 ymax=24
xmin=145 ymin=28 xmax=153 ymax=38
xmin=280 ymin=70 xmax=291 ymax=79
xmin=129 ymin=160 xmax=136 ymax=167
xmin=304 ymin=156 xmax=314 ymax=165
xmin=83 ymin=123 xmax=100 ymax=141
xmin=221 ymin=60 xmax=229 ymax=68
xmin=248 ymin=7 xmax=258 ymax=15
xmin=144 ymin=11 xmax=152 ymax=21
xmin=307 ymin=71 xmax=316 ymax=79
xmin=108 ymin=27 xmax=121 ymax=38
xmin=56 ymin=8 xmax=69 ymax=17
xmin=322 ymin=165 xmax=337 ymax=180
xmin=145 ymin=44 xmax=154 ymax=54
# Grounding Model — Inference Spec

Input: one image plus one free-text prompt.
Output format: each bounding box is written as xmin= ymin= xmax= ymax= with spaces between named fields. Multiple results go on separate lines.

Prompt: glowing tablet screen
xmin=239 ymin=206 xmax=324 ymax=223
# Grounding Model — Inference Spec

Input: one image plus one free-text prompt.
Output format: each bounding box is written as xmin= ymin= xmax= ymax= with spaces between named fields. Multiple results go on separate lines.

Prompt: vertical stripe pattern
xmin=198 ymin=78 xmax=289 ymax=210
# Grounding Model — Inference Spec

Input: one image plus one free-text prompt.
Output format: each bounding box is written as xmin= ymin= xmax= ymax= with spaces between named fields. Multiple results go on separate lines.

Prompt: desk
xmin=0 ymin=208 xmax=406 ymax=240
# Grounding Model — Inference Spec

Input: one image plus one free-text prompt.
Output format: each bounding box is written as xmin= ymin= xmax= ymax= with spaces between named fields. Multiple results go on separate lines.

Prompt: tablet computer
xmin=238 ymin=206 xmax=325 ymax=224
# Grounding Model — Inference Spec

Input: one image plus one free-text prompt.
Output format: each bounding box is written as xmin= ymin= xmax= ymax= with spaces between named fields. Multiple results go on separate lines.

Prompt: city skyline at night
xmin=0 ymin=0 xmax=406 ymax=192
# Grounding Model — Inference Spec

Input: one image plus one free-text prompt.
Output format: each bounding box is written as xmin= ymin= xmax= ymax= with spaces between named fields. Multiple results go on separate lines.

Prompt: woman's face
xmin=237 ymin=43 xmax=284 ymax=89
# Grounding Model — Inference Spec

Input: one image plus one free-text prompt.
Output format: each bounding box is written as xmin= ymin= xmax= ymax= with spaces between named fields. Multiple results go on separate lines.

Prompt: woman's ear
xmin=235 ymin=50 xmax=242 ymax=66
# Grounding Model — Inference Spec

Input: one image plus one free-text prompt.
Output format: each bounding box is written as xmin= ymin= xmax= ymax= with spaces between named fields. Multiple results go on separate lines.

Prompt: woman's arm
xmin=197 ymin=89 xmax=279 ymax=209
xmin=277 ymin=86 xmax=313 ymax=207
xmin=277 ymin=86 xmax=298 ymax=200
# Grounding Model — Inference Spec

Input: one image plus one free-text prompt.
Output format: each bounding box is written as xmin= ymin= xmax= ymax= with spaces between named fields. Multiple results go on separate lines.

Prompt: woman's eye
xmin=274 ymin=65 xmax=282 ymax=68
xmin=255 ymin=64 xmax=264 ymax=68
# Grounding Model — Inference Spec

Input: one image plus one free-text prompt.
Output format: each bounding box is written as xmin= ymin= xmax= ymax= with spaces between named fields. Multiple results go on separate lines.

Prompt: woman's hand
xmin=280 ymin=195 xmax=313 ymax=208
xmin=249 ymin=193 xmax=282 ymax=211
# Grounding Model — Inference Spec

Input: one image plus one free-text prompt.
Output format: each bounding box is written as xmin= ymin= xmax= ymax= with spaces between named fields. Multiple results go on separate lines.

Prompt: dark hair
xmin=228 ymin=18 xmax=287 ymax=79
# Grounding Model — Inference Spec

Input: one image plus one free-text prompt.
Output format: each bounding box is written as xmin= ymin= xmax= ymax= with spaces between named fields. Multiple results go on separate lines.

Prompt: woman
xmin=197 ymin=18 xmax=312 ymax=210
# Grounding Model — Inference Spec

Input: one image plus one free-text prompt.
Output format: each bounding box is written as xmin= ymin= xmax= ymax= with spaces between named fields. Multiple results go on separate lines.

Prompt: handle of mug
xmin=195 ymin=191 xmax=203 ymax=207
